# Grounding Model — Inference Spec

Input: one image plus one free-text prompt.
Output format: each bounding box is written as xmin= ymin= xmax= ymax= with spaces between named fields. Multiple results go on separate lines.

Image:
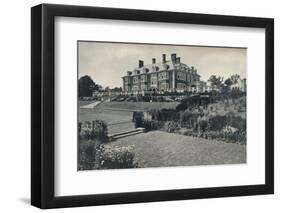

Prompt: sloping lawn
xmin=95 ymin=101 xmax=180 ymax=112
xmin=79 ymin=100 xmax=96 ymax=107
xmin=105 ymin=131 xmax=246 ymax=168
xmin=79 ymin=108 xmax=134 ymax=134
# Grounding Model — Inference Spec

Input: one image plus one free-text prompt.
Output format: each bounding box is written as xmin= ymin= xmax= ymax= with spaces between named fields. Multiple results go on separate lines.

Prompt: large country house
xmin=122 ymin=53 xmax=209 ymax=95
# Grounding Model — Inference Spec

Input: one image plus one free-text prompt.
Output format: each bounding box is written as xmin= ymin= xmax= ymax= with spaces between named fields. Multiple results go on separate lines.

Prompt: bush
xmin=180 ymin=113 xmax=247 ymax=144
xmin=91 ymin=120 xmax=108 ymax=142
xmin=183 ymin=129 xmax=197 ymax=137
xmin=79 ymin=121 xmax=92 ymax=140
xmin=176 ymin=101 xmax=188 ymax=112
xmin=224 ymin=131 xmax=246 ymax=144
xmin=180 ymin=110 xmax=193 ymax=127
xmin=79 ymin=120 xmax=109 ymax=143
xmin=176 ymin=95 xmax=210 ymax=112
xmin=164 ymin=121 xmax=180 ymax=133
xmin=142 ymin=120 xmax=163 ymax=131
xmin=208 ymin=115 xmax=228 ymax=131
xmin=95 ymin=145 xmax=138 ymax=169
xmin=198 ymin=120 xmax=208 ymax=132
xmin=133 ymin=111 xmax=164 ymax=131
xmin=180 ymin=110 xmax=201 ymax=129
xmin=159 ymin=109 xmax=180 ymax=121
xmin=133 ymin=112 xmax=144 ymax=128
xmin=227 ymin=115 xmax=246 ymax=132
xmin=78 ymin=140 xmax=98 ymax=170
xmin=78 ymin=142 xmax=138 ymax=170
xmin=204 ymin=131 xmax=225 ymax=141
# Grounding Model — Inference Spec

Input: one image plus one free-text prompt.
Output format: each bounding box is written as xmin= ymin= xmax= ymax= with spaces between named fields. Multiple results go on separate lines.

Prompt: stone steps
xmin=108 ymin=128 xmax=145 ymax=141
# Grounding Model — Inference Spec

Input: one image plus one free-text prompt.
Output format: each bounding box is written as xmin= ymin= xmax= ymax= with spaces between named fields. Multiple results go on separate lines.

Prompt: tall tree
xmin=224 ymin=78 xmax=233 ymax=87
xmin=208 ymin=75 xmax=224 ymax=89
xmin=230 ymin=74 xmax=240 ymax=84
xmin=78 ymin=75 xmax=96 ymax=97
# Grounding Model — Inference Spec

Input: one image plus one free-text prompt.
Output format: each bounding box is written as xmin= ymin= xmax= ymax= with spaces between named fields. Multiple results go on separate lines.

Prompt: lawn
xmin=79 ymin=100 xmax=96 ymax=107
xmin=105 ymin=131 xmax=246 ymax=168
xmin=95 ymin=101 xmax=180 ymax=112
xmin=79 ymin=108 xmax=134 ymax=134
xmin=79 ymin=101 xmax=180 ymax=134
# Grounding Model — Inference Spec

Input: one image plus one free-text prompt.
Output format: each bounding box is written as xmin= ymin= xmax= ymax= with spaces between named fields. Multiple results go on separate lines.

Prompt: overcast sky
xmin=78 ymin=41 xmax=246 ymax=88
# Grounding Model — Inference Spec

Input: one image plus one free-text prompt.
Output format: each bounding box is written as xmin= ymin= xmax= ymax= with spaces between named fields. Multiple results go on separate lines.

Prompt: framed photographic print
xmin=31 ymin=4 xmax=274 ymax=209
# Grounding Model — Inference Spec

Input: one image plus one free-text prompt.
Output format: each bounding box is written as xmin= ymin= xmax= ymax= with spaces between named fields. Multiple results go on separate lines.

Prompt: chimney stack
xmin=138 ymin=60 xmax=144 ymax=68
xmin=171 ymin=53 xmax=177 ymax=63
xmin=191 ymin=66 xmax=194 ymax=73
xmin=152 ymin=58 xmax=156 ymax=64
xmin=162 ymin=54 xmax=166 ymax=63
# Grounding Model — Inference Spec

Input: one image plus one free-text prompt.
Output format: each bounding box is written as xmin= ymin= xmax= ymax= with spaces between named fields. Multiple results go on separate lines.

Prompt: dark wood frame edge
xmin=31 ymin=3 xmax=274 ymax=209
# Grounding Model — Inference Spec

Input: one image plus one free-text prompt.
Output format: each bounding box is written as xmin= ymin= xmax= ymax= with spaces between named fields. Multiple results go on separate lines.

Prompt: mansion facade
xmin=122 ymin=54 xmax=208 ymax=95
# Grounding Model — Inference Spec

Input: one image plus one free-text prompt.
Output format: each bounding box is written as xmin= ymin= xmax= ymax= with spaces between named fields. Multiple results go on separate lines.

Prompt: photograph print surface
xmin=78 ymin=41 xmax=247 ymax=171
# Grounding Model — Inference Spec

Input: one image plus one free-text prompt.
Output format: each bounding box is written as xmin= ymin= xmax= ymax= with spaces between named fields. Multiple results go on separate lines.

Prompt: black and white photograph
xmin=0 ymin=0 xmax=277 ymax=211
xmin=78 ymin=41 xmax=247 ymax=171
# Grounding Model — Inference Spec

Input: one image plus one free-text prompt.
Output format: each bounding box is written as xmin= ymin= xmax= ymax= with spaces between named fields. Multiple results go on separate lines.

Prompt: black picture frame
xmin=31 ymin=3 xmax=274 ymax=209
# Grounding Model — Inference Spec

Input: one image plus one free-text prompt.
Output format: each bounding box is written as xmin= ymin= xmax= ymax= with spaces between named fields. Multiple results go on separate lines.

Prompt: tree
xmin=224 ymin=78 xmax=233 ymax=87
xmin=230 ymin=74 xmax=240 ymax=84
xmin=111 ymin=87 xmax=122 ymax=92
xmin=78 ymin=75 xmax=96 ymax=97
xmin=104 ymin=86 xmax=110 ymax=92
xmin=208 ymin=75 xmax=224 ymax=89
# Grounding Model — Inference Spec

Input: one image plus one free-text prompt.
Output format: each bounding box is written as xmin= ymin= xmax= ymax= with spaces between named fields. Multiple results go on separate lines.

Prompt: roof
xmin=141 ymin=60 xmax=188 ymax=72
xmin=122 ymin=60 xmax=200 ymax=77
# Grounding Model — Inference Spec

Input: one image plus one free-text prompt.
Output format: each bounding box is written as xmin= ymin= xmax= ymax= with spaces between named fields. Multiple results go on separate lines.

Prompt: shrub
xmin=95 ymin=145 xmax=138 ymax=169
xmin=156 ymin=108 xmax=180 ymax=121
xmin=176 ymin=95 xmax=210 ymax=112
xmin=204 ymin=131 xmax=225 ymax=141
xmin=198 ymin=120 xmax=208 ymax=132
xmin=176 ymin=101 xmax=188 ymax=112
xmin=183 ymin=129 xmax=197 ymax=137
xmin=148 ymin=109 xmax=160 ymax=120
xmin=133 ymin=111 xmax=164 ymax=131
xmin=164 ymin=121 xmax=180 ymax=133
xmin=180 ymin=109 xmax=194 ymax=127
xmin=78 ymin=140 xmax=98 ymax=170
xmin=238 ymin=131 xmax=247 ymax=144
xmin=91 ymin=120 xmax=108 ymax=142
xmin=142 ymin=120 xmax=163 ymax=131
xmin=228 ymin=115 xmax=246 ymax=132
xmin=133 ymin=112 xmax=144 ymax=128
xmin=78 ymin=142 xmax=138 ymax=170
xmin=79 ymin=120 xmax=109 ymax=143
xmin=79 ymin=121 xmax=92 ymax=140
xmin=208 ymin=115 xmax=228 ymax=131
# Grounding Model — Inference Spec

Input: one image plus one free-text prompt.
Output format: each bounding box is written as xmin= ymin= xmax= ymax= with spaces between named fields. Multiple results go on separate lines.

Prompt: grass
xmin=79 ymin=108 xmax=134 ymax=134
xmin=95 ymin=101 xmax=180 ymax=112
xmin=79 ymin=101 xmax=179 ymax=134
xmin=79 ymin=100 xmax=246 ymax=168
xmin=105 ymin=131 xmax=246 ymax=168
xmin=79 ymin=100 xmax=96 ymax=107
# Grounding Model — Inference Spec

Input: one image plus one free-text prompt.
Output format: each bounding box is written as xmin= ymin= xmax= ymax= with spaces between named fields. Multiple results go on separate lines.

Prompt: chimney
xmin=171 ymin=53 xmax=177 ymax=63
xmin=162 ymin=54 xmax=166 ymax=63
xmin=191 ymin=66 xmax=194 ymax=73
xmin=138 ymin=60 xmax=144 ymax=68
xmin=152 ymin=58 xmax=156 ymax=64
xmin=176 ymin=57 xmax=181 ymax=64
